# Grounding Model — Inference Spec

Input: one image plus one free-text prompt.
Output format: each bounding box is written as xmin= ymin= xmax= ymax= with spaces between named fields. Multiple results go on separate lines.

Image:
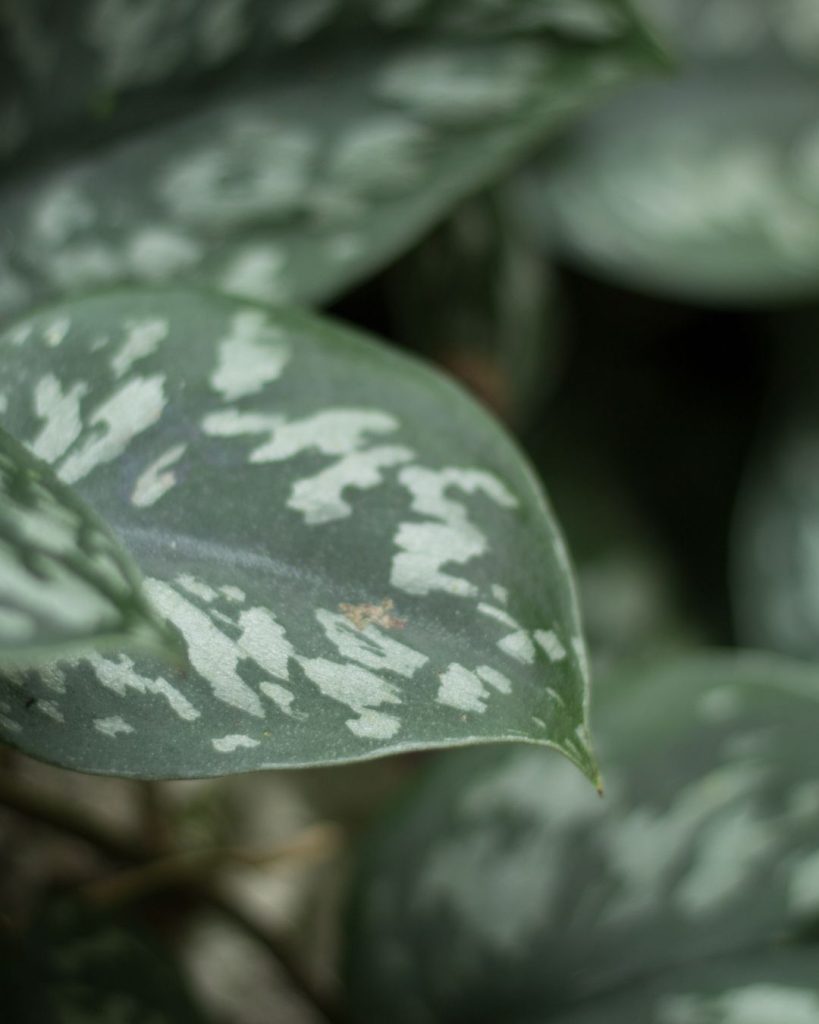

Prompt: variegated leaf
xmin=2 ymin=0 xmax=654 ymax=164
xmin=0 ymin=288 xmax=595 ymax=780
xmin=0 ymin=423 xmax=180 ymax=666
xmin=345 ymin=652 xmax=819 ymax=1023
xmin=510 ymin=2 xmax=819 ymax=303
xmin=0 ymin=1 xmax=661 ymax=320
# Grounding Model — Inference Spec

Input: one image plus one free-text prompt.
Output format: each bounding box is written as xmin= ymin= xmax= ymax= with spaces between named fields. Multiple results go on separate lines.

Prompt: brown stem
xmin=82 ymin=824 xmax=344 ymax=907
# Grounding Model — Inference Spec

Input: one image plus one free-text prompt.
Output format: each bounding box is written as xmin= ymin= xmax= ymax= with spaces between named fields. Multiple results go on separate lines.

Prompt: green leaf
xmin=510 ymin=3 xmax=819 ymax=304
xmin=344 ymin=651 xmax=819 ymax=1023
xmin=0 ymin=1 xmax=661 ymax=320
xmin=0 ymin=423 xmax=180 ymax=667
xmin=2 ymin=1 xmax=657 ymax=163
xmin=521 ymin=950 xmax=819 ymax=1024
xmin=0 ymin=287 xmax=595 ymax=781
xmin=1 ymin=898 xmax=206 ymax=1023
xmin=639 ymin=0 xmax=819 ymax=67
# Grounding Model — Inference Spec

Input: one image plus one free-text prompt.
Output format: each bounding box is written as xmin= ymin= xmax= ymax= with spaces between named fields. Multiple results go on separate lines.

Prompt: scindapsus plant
xmin=2 ymin=1 xmax=819 ymax=1021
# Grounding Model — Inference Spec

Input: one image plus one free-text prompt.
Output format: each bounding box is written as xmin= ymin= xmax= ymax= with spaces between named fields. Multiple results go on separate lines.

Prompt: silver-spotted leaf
xmin=510 ymin=1 xmax=819 ymax=304
xmin=0 ymin=2 xmax=661 ymax=320
xmin=1 ymin=898 xmax=206 ymax=1024
xmin=345 ymin=652 xmax=819 ymax=1023
xmin=0 ymin=424 xmax=180 ymax=666
xmin=0 ymin=287 xmax=595 ymax=781
xmin=1 ymin=0 xmax=655 ymax=165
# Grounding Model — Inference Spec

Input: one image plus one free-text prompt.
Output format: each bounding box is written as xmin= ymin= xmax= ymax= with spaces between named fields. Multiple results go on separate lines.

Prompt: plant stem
xmin=82 ymin=823 xmax=344 ymax=906
xmin=0 ymin=773 xmax=349 ymax=1024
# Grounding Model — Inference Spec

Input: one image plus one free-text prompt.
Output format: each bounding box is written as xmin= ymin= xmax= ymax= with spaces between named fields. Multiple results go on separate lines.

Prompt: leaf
xmin=344 ymin=651 xmax=819 ymax=1024
xmin=509 ymin=3 xmax=819 ymax=304
xmin=520 ymin=950 xmax=819 ymax=1024
xmin=1 ymin=898 xmax=206 ymax=1024
xmin=0 ymin=423 xmax=180 ymax=667
xmin=2 ymin=0 xmax=657 ymax=163
xmin=0 ymin=1 xmax=661 ymax=321
xmin=639 ymin=0 xmax=819 ymax=67
xmin=0 ymin=287 xmax=595 ymax=781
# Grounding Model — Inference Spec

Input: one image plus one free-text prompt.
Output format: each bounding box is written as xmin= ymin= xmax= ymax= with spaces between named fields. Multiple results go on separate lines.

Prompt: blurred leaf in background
xmin=0 ymin=0 xmax=662 ymax=321
xmin=509 ymin=0 xmax=819 ymax=304
xmin=1 ymin=897 xmax=207 ymax=1024
xmin=345 ymin=652 xmax=819 ymax=1023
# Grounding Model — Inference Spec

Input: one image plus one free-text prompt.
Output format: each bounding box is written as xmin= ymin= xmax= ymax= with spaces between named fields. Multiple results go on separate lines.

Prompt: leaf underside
xmin=511 ymin=0 xmax=819 ymax=304
xmin=0 ymin=288 xmax=595 ymax=780
xmin=0 ymin=424 xmax=179 ymax=666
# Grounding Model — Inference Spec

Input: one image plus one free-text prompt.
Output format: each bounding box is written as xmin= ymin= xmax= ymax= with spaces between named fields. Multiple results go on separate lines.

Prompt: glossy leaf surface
xmin=0 ymin=288 xmax=594 ymax=780
xmin=0 ymin=424 xmax=179 ymax=666
xmin=511 ymin=2 xmax=819 ymax=303
xmin=1 ymin=899 xmax=206 ymax=1024
xmin=345 ymin=652 xmax=819 ymax=1023
xmin=0 ymin=2 xmax=660 ymax=320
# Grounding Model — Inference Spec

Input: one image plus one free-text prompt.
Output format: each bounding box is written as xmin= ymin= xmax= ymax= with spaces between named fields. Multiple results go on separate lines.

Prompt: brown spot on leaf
xmin=339 ymin=598 xmax=406 ymax=631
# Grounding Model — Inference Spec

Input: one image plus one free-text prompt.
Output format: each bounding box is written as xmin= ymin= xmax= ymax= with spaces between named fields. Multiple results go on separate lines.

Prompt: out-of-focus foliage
xmin=519 ymin=952 xmax=819 ymax=1024
xmin=3 ymin=2 xmax=819 ymax=1023
xmin=732 ymin=329 xmax=819 ymax=660
xmin=0 ymin=0 xmax=661 ymax=321
xmin=346 ymin=652 xmax=819 ymax=1023
xmin=511 ymin=0 xmax=819 ymax=303
xmin=1 ymin=898 xmax=206 ymax=1024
